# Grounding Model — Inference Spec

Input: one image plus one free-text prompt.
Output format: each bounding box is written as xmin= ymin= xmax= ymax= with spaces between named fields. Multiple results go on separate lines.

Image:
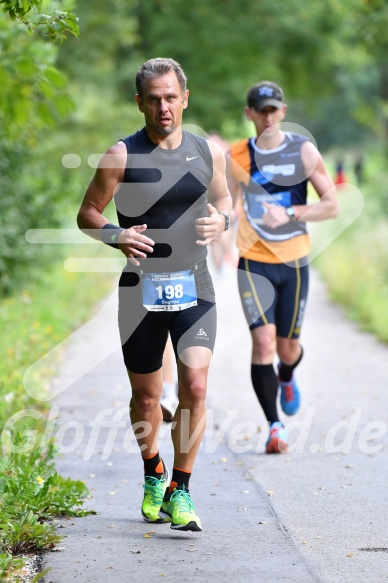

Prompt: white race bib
xmin=141 ymin=270 xmax=197 ymax=312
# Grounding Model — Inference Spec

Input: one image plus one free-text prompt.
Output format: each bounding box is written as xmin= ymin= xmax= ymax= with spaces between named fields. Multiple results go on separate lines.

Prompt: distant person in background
xmin=227 ymin=81 xmax=338 ymax=453
xmin=334 ymin=159 xmax=347 ymax=187
xmin=354 ymin=152 xmax=364 ymax=185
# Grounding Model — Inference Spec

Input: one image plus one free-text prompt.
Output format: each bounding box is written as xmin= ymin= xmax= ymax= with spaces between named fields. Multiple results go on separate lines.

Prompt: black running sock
xmin=278 ymin=346 xmax=304 ymax=382
xmin=164 ymin=467 xmax=191 ymax=500
xmin=251 ymin=364 xmax=279 ymax=425
xmin=142 ymin=452 xmax=164 ymax=478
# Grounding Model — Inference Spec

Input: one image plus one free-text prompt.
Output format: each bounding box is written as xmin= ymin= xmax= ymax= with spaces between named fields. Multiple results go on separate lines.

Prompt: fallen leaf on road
xmin=346 ymin=553 xmax=353 ymax=557
xmin=266 ymin=490 xmax=275 ymax=496
xmin=131 ymin=550 xmax=141 ymax=554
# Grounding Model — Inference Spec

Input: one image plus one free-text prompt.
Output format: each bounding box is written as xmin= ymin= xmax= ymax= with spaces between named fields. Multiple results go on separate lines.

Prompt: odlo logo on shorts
xmin=195 ymin=328 xmax=209 ymax=341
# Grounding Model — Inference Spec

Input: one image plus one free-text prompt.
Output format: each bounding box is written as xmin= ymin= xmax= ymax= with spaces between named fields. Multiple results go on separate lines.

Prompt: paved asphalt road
xmin=41 ymin=257 xmax=388 ymax=583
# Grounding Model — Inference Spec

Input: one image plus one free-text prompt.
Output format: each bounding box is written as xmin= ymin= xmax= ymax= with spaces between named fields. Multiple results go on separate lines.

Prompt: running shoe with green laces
xmin=159 ymin=487 xmax=202 ymax=531
xmin=141 ymin=465 xmax=170 ymax=523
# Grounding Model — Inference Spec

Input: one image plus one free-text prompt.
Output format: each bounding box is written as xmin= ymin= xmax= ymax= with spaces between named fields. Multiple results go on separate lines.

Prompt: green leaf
xmin=43 ymin=65 xmax=66 ymax=88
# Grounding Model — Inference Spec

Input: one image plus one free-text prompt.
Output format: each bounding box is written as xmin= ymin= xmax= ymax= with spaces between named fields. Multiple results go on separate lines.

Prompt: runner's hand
xmin=262 ymin=202 xmax=290 ymax=228
xmin=195 ymin=203 xmax=225 ymax=246
xmin=117 ymin=224 xmax=154 ymax=266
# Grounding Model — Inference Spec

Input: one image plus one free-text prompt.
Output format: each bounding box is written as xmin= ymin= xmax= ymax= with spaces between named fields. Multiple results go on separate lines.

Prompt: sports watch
xmin=285 ymin=206 xmax=295 ymax=219
xmin=218 ymin=211 xmax=230 ymax=231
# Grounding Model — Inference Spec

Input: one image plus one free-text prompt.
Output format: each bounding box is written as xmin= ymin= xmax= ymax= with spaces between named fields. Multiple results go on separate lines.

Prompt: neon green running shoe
xmin=141 ymin=465 xmax=170 ymax=523
xmin=159 ymin=487 xmax=202 ymax=531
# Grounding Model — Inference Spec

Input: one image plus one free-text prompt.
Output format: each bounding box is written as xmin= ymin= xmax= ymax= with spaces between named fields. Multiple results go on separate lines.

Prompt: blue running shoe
xmin=279 ymin=375 xmax=300 ymax=415
xmin=266 ymin=422 xmax=288 ymax=454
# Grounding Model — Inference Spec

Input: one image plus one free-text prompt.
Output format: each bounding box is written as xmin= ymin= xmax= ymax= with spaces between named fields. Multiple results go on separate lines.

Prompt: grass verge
xmin=312 ymin=154 xmax=388 ymax=343
xmin=0 ymin=247 xmax=118 ymax=581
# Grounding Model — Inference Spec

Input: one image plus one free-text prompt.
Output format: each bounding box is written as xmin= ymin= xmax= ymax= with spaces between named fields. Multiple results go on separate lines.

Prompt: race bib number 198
xmin=141 ymin=270 xmax=197 ymax=311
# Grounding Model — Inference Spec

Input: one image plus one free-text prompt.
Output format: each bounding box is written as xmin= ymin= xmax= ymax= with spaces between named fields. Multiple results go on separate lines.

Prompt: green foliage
xmin=1 ymin=511 xmax=60 ymax=555
xmin=1 ymin=0 xmax=79 ymax=43
xmin=0 ymin=260 xmax=115 ymax=428
xmin=0 ymin=445 xmax=93 ymax=525
xmin=0 ymin=137 xmax=74 ymax=295
xmin=0 ymin=553 xmax=24 ymax=580
xmin=1 ymin=0 xmax=42 ymax=19
xmin=127 ymin=0 xmax=356 ymax=132
xmin=0 ymin=263 xmax=114 ymax=578
xmin=0 ymin=12 xmax=75 ymax=140
xmin=0 ymin=1 xmax=81 ymax=296
xmin=313 ymin=150 xmax=388 ymax=342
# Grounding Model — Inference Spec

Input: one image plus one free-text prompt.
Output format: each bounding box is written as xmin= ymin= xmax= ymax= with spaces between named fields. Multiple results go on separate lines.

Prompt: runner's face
xmin=246 ymin=105 xmax=286 ymax=140
xmin=136 ymin=72 xmax=189 ymax=137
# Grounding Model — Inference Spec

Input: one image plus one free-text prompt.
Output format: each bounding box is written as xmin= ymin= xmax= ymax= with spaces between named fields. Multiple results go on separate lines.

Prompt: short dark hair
xmin=135 ymin=58 xmax=188 ymax=100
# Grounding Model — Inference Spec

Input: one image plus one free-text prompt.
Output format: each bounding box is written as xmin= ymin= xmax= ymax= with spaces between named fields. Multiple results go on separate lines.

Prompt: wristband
xmin=101 ymin=223 xmax=124 ymax=249
xmin=218 ymin=211 xmax=230 ymax=231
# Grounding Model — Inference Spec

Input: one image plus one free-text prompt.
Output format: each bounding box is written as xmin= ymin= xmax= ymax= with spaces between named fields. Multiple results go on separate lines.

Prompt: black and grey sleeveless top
xmin=115 ymin=128 xmax=213 ymax=272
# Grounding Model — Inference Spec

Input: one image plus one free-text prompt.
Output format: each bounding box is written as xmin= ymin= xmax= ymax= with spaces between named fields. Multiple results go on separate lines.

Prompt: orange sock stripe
xmin=155 ymin=460 xmax=164 ymax=474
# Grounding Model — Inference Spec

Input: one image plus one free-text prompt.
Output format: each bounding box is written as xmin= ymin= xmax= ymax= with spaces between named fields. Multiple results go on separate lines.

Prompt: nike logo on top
xmin=186 ymin=156 xmax=198 ymax=161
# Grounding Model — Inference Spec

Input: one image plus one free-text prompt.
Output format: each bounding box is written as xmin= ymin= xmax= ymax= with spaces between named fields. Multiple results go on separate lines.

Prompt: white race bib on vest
xmin=141 ymin=270 xmax=197 ymax=312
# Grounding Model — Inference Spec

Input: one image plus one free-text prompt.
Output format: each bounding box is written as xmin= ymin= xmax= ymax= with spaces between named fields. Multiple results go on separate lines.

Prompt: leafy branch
xmin=0 ymin=0 xmax=79 ymax=43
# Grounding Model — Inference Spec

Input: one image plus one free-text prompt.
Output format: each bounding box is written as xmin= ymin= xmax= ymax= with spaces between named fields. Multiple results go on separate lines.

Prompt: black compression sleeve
xmin=101 ymin=223 xmax=124 ymax=249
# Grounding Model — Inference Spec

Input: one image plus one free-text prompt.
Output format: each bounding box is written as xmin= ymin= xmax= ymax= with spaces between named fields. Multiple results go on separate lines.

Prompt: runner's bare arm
xmin=195 ymin=142 xmax=233 ymax=245
xmin=294 ymin=141 xmax=338 ymax=222
xmin=77 ymin=141 xmax=154 ymax=265
xmin=262 ymin=141 xmax=339 ymax=228
xmin=77 ymin=141 xmax=127 ymax=236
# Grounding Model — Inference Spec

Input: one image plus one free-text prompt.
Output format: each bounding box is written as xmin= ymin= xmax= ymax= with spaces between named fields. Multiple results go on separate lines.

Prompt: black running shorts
xmin=118 ymin=261 xmax=216 ymax=374
xmin=237 ymin=257 xmax=309 ymax=339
